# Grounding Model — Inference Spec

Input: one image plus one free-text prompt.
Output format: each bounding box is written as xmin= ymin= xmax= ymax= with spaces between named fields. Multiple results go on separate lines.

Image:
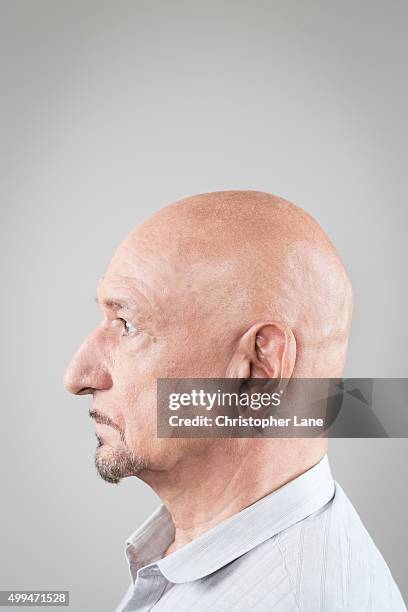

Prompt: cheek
xmin=124 ymin=384 xmax=158 ymax=449
xmin=109 ymin=329 xmax=229 ymax=425
xmin=166 ymin=329 xmax=231 ymax=377
xmin=114 ymin=334 xmax=164 ymax=376
xmin=113 ymin=374 xmax=155 ymax=429
xmin=113 ymin=333 xmax=183 ymax=382
xmin=110 ymin=338 xmax=159 ymax=435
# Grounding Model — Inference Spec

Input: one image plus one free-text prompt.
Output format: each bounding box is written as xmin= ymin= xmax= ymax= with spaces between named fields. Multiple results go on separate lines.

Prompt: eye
xmin=119 ymin=318 xmax=140 ymax=336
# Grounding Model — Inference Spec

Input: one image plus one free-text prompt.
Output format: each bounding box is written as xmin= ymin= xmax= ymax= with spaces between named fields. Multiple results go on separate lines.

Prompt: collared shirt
xmin=115 ymin=456 xmax=406 ymax=611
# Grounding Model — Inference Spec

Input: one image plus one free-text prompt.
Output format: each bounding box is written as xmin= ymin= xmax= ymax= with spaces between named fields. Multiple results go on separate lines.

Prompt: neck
xmin=139 ymin=439 xmax=327 ymax=556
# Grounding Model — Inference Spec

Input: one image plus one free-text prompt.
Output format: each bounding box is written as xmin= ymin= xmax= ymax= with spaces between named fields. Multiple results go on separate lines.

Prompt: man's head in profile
xmin=64 ymin=190 xmax=352 ymax=484
xmin=63 ymin=191 xmax=406 ymax=612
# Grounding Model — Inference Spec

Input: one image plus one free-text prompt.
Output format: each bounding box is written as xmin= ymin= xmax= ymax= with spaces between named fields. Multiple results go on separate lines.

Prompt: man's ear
xmin=252 ymin=322 xmax=296 ymax=381
xmin=226 ymin=321 xmax=296 ymax=383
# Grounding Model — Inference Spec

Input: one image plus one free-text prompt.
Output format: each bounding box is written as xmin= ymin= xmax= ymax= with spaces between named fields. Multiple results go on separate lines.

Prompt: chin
xmin=94 ymin=442 xmax=147 ymax=484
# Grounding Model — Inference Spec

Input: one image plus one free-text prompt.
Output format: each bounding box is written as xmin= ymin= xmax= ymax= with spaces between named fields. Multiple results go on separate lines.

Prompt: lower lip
xmin=94 ymin=422 xmax=117 ymax=439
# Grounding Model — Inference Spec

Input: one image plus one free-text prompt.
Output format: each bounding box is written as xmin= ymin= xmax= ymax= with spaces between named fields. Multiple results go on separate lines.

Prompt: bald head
xmin=115 ymin=190 xmax=353 ymax=378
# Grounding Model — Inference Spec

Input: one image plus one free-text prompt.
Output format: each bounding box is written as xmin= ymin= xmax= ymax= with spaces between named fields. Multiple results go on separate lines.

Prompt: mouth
xmin=89 ymin=408 xmax=127 ymax=445
xmin=95 ymin=433 xmax=103 ymax=448
xmin=89 ymin=409 xmax=120 ymax=432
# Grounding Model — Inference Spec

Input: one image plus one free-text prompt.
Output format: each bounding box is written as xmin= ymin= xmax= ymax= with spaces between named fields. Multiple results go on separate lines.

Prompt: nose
xmin=64 ymin=328 xmax=113 ymax=395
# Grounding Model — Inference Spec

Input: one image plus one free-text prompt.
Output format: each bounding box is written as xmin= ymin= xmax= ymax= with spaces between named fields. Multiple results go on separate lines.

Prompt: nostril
xmin=63 ymin=370 xmax=85 ymax=395
xmin=76 ymin=387 xmax=94 ymax=396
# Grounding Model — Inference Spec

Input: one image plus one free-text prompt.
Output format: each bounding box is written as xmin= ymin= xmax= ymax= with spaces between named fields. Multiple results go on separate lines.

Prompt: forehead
xmin=97 ymin=224 xmax=245 ymax=326
xmin=96 ymin=232 xmax=191 ymax=317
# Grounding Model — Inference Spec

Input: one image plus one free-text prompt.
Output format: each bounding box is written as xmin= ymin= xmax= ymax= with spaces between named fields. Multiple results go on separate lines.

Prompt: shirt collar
xmin=125 ymin=504 xmax=175 ymax=581
xmin=125 ymin=454 xmax=335 ymax=584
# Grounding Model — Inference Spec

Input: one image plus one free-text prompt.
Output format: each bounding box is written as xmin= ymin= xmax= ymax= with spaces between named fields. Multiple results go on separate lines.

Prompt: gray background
xmin=1 ymin=1 xmax=407 ymax=610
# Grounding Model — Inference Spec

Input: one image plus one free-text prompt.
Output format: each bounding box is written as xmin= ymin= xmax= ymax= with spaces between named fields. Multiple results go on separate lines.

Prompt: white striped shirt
xmin=116 ymin=455 xmax=406 ymax=611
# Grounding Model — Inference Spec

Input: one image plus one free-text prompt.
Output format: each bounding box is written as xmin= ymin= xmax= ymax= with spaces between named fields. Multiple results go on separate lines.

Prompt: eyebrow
xmin=95 ymin=296 xmax=133 ymax=311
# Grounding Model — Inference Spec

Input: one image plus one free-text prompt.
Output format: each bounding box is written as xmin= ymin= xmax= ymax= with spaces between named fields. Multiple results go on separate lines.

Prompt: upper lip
xmin=90 ymin=409 xmax=119 ymax=431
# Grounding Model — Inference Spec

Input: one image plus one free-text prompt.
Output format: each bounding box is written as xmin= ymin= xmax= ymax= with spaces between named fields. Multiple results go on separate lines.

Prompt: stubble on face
xmin=91 ymin=410 xmax=147 ymax=484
